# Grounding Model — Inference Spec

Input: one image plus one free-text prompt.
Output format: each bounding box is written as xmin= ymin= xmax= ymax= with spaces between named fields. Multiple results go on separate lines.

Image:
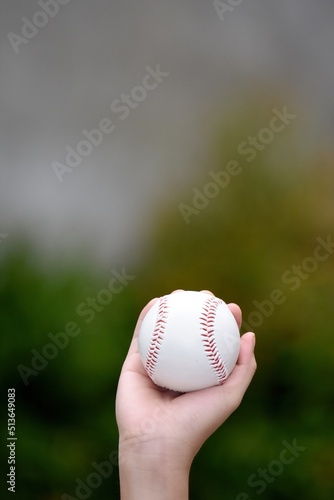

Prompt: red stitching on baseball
xmin=200 ymin=297 xmax=228 ymax=384
xmin=145 ymin=296 xmax=169 ymax=377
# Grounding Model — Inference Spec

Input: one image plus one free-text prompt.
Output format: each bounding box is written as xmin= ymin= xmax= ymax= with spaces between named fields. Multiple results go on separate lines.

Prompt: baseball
xmin=138 ymin=291 xmax=240 ymax=392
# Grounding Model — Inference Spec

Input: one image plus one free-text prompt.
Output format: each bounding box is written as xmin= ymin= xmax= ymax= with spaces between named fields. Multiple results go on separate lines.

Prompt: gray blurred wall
xmin=1 ymin=0 xmax=333 ymax=267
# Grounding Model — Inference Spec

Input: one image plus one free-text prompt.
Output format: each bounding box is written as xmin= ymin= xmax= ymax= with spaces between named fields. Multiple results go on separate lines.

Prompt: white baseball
xmin=138 ymin=291 xmax=240 ymax=392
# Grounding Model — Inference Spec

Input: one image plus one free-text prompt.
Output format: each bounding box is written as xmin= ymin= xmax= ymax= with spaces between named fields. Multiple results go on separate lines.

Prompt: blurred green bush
xmin=1 ymin=105 xmax=333 ymax=499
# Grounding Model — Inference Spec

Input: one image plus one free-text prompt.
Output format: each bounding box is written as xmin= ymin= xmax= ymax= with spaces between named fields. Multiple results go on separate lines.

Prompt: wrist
xmin=119 ymin=437 xmax=190 ymax=500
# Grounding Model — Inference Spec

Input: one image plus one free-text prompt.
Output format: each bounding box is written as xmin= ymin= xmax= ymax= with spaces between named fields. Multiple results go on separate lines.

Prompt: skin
xmin=116 ymin=290 xmax=257 ymax=500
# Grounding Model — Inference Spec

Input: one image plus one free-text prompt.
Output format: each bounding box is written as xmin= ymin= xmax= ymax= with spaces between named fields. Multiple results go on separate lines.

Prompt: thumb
xmin=177 ymin=332 xmax=256 ymax=439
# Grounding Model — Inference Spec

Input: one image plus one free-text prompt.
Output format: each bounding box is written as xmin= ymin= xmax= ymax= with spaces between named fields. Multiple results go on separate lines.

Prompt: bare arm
xmin=116 ymin=291 xmax=257 ymax=500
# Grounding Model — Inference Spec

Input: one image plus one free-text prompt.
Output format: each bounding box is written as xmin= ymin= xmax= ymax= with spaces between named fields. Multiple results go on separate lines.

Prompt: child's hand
xmin=116 ymin=290 xmax=257 ymax=499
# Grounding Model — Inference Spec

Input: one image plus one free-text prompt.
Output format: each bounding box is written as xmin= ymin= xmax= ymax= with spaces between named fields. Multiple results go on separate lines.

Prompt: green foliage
xmin=1 ymin=106 xmax=334 ymax=499
xmin=1 ymin=246 xmax=137 ymax=499
xmin=134 ymin=106 xmax=334 ymax=499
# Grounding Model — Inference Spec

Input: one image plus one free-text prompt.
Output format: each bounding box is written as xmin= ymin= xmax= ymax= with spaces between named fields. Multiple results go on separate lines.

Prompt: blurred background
xmin=1 ymin=0 xmax=334 ymax=498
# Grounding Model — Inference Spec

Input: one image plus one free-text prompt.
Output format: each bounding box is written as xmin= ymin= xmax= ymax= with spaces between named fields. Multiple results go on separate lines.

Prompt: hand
xmin=116 ymin=290 xmax=257 ymax=499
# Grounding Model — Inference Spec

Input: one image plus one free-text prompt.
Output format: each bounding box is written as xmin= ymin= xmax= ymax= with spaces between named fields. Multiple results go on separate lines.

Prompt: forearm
xmin=119 ymin=442 xmax=190 ymax=500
